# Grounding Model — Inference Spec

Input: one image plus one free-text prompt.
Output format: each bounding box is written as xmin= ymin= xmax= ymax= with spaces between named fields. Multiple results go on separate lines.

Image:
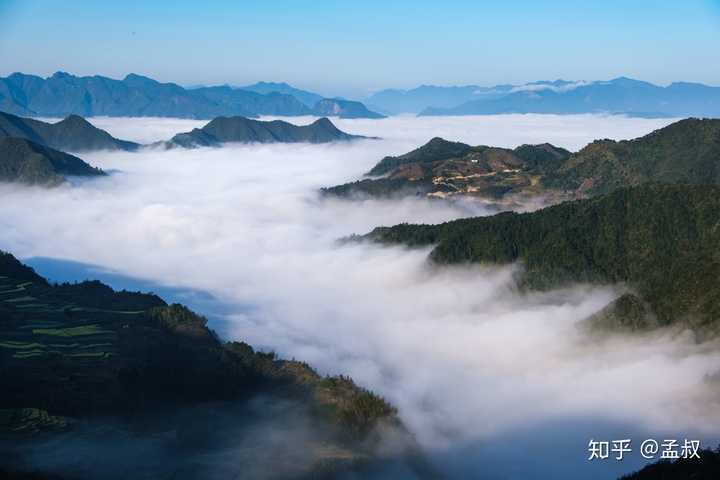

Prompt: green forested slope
xmin=168 ymin=116 xmax=363 ymax=147
xmin=367 ymin=184 xmax=720 ymax=332
xmin=548 ymin=118 xmax=720 ymax=196
xmin=0 ymin=112 xmax=139 ymax=152
xmin=0 ymin=138 xmax=105 ymax=185
xmin=325 ymin=118 xmax=720 ymax=202
xmin=0 ymin=251 xmax=429 ymax=479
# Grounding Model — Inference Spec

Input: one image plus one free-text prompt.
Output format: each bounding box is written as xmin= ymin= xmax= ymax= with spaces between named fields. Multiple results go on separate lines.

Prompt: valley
xmin=1 ymin=113 xmax=718 ymax=479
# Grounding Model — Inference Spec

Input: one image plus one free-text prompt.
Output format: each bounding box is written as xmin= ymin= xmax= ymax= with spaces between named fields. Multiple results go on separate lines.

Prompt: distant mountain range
xmin=167 ymin=116 xmax=366 ymax=148
xmin=238 ymin=81 xmax=324 ymax=107
xmin=5 ymin=72 xmax=716 ymax=119
xmin=0 ymin=72 xmax=384 ymax=119
xmin=323 ymin=118 xmax=720 ymax=202
xmin=366 ymin=84 xmax=513 ymax=114
xmin=0 ymin=137 xmax=105 ymax=185
xmin=367 ymin=77 xmax=720 ymax=117
xmin=312 ymin=98 xmax=385 ymax=119
xmin=235 ymin=83 xmax=384 ymax=118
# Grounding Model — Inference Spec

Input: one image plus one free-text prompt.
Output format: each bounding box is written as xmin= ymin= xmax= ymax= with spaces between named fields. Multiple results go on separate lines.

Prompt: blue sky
xmin=1 ymin=0 xmax=719 ymax=97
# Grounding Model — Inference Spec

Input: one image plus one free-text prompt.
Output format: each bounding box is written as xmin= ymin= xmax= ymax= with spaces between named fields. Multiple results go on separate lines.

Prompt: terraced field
xmin=0 ymin=265 xmax=178 ymax=428
xmin=0 ymin=274 xmax=151 ymax=363
xmin=0 ymin=251 xmax=423 ymax=480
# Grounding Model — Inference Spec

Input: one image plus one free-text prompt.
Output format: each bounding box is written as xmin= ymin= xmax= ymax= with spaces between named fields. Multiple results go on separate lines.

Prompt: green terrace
xmin=0 ymin=277 xmax=147 ymax=361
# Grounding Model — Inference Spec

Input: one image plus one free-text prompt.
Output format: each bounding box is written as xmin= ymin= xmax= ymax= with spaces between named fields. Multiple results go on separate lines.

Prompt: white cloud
xmin=37 ymin=116 xmax=207 ymax=145
xmin=510 ymin=81 xmax=593 ymax=94
xmin=0 ymin=114 xmax=714 ymax=478
xmin=260 ymin=112 xmax=678 ymax=152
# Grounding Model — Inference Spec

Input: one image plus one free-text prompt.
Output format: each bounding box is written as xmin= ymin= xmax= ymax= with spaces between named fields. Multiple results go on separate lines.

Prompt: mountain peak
xmin=606 ymin=76 xmax=655 ymax=87
xmin=168 ymin=116 xmax=362 ymax=147
xmin=312 ymin=98 xmax=385 ymax=119
xmin=50 ymin=71 xmax=74 ymax=80
xmin=426 ymin=136 xmax=451 ymax=145
xmin=60 ymin=114 xmax=92 ymax=125
xmin=312 ymin=117 xmax=335 ymax=127
xmin=365 ymin=136 xmax=471 ymax=176
xmin=123 ymin=73 xmax=159 ymax=85
xmin=420 ymin=137 xmax=471 ymax=151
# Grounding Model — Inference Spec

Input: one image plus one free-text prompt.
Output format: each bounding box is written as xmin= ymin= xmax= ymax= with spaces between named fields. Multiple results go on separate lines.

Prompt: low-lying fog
xmin=3 ymin=114 xmax=718 ymax=479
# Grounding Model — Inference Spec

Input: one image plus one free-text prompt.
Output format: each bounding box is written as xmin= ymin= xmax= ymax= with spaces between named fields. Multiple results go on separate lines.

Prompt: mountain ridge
xmin=0 ymin=111 xmax=139 ymax=152
xmin=322 ymin=118 xmax=720 ymax=202
xmin=0 ymin=72 xmax=384 ymax=119
xmin=0 ymin=137 xmax=106 ymax=185
xmin=313 ymin=98 xmax=386 ymax=119
xmin=167 ymin=116 xmax=368 ymax=147
xmin=417 ymin=78 xmax=720 ymax=117
xmin=548 ymin=117 xmax=720 ymax=196
xmin=366 ymin=77 xmax=720 ymax=117
xmin=238 ymin=81 xmax=324 ymax=107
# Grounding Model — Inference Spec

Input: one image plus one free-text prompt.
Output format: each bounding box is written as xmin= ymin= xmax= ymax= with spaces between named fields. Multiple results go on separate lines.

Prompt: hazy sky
xmin=1 ymin=0 xmax=719 ymax=97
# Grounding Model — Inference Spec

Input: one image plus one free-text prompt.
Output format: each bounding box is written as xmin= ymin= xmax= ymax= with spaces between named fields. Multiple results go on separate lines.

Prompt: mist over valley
xmin=2 ymin=113 xmax=718 ymax=479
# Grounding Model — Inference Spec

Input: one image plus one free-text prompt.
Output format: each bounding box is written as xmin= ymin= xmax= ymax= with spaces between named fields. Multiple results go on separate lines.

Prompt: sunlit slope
xmin=548 ymin=118 xmax=720 ymax=196
xmin=325 ymin=119 xmax=720 ymax=201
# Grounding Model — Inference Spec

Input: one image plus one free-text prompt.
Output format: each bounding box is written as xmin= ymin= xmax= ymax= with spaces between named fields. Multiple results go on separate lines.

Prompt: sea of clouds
xmin=2 ymin=114 xmax=718 ymax=478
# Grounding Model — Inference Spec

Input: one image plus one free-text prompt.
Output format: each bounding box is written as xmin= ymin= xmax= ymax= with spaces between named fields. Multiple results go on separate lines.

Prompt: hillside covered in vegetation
xmin=0 ymin=111 xmax=139 ymax=152
xmin=167 ymin=116 xmax=366 ymax=148
xmin=323 ymin=137 xmax=571 ymax=200
xmin=0 ymin=251 xmax=430 ymax=479
xmin=548 ymin=117 xmax=720 ymax=196
xmin=0 ymin=137 xmax=105 ymax=186
xmin=365 ymin=184 xmax=720 ymax=334
xmin=324 ymin=119 xmax=720 ymax=203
